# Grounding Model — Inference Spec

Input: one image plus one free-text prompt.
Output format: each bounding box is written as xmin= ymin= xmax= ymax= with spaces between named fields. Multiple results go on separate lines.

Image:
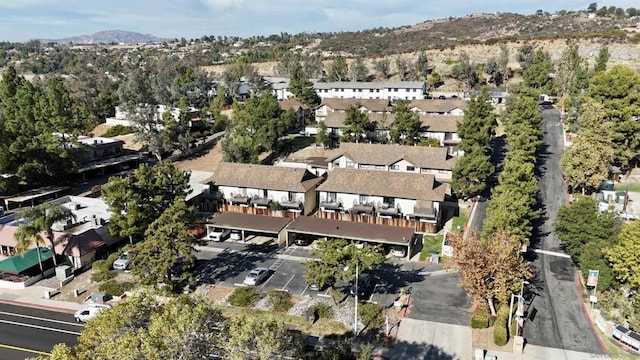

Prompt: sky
xmin=0 ymin=0 xmax=638 ymax=42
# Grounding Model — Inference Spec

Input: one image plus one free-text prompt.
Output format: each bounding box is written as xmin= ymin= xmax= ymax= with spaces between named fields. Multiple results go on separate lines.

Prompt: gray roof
xmin=328 ymin=142 xmax=457 ymax=171
xmin=410 ymin=99 xmax=468 ymax=113
xmin=318 ymin=98 xmax=392 ymax=112
xmin=318 ymin=168 xmax=446 ymax=202
xmin=209 ymin=162 xmax=323 ymax=192
xmin=315 ymin=81 xmax=425 ymax=90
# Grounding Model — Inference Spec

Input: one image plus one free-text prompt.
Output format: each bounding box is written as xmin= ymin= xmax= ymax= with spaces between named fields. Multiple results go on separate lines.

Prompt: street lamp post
xmin=354 ymin=262 xmax=359 ymax=335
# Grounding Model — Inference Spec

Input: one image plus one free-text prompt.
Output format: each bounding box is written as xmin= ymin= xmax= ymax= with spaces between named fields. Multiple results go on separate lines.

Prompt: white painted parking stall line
xmin=533 ymin=249 xmax=571 ymax=259
xmin=299 ymin=285 xmax=309 ymax=297
xmin=280 ymin=274 xmax=296 ymax=291
xmin=233 ymin=283 xmax=247 ymax=287
xmin=258 ymin=273 xmax=276 ymax=290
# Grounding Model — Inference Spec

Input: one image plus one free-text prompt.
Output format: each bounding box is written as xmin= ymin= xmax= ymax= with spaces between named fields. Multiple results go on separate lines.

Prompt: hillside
xmin=316 ymin=12 xmax=637 ymax=56
xmin=40 ymin=30 xmax=168 ymax=44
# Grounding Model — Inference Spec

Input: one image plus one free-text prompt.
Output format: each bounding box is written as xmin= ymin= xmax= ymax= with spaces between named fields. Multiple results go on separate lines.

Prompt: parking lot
xmin=194 ymin=241 xmax=471 ymax=325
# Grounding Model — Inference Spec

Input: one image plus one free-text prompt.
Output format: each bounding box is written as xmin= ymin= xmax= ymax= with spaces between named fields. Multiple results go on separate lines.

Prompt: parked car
xmin=243 ymin=267 xmax=270 ymax=286
xmin=391 ymin=246 xmax=407 ymax=258
xmin=294 ymin=235 xmax=313 ymax=246
xmin=230 ymin=230 xmax=241 ymax=241
xmin=208 ymin=228 xmax=231 ymax=242
xmin=112 ymin=252 xmax=131 ymax=270
xmin=354 ymin=242 xmax=366 ymax=249
xmin=350 ymin=273 xmax=373 ymax=298
xmin=74 ymin=304 xmax=112 ymax=322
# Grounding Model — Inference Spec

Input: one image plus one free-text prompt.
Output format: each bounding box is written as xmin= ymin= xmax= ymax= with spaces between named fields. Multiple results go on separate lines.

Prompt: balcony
xmin=251 ymin=196 xmax=272 ymax=208
xmin=220 ymin=204 xmax=301 ymax=219
xmin=375 ymin=203 xmax=400 ymax=217
xmin=279 ymin=199 xmax=303 ymax=209
xmin=229 ymin=194 xmax=250 ymax=205
xmin=350 ymin=202 xmax=374 ymax=215
xmin=319 ymin=200 xmax=342 ymax=211
xmin=316 ymin=211 xmax=438 ymax=233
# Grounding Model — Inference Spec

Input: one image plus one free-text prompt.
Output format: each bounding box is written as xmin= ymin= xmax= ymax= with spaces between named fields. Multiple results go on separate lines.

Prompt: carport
xmin=208 ymin=212 xmax=292 ymax=246
xmin=286 ymin=217 xmax=416 ymax=259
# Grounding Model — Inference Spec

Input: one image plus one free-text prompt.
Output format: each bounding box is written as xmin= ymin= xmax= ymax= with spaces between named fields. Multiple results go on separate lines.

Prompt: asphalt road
xmin=195 ymin=242 xmax=470 ymax=326
xmin=0 ymin=303 xmax=81 ymax=359
xmin=523 ymin=107 xmax=604 ymax=354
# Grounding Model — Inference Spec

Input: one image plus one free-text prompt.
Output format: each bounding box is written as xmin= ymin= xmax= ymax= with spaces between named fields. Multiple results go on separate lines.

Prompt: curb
xmin=0 ymin=298 xmax=78 ymax=314
xmin=575 ymin=271 xmax=608 ymax=355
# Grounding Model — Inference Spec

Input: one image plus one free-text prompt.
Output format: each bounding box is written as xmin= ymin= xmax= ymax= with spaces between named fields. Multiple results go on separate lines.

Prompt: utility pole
xmin=354 ymin=262 xmax=359 ymax=335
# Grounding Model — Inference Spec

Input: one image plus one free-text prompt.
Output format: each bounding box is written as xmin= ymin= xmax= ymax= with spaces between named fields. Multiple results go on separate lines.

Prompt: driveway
xmin=523 ymin=107 xmax=604 ymax=354
xmin=386 ymin=318 xmax=472 ymax=360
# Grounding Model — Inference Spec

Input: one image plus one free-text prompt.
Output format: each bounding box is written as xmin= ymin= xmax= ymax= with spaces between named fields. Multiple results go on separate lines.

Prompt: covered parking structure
xmin=286 ymin=217 xmax=417 ymax=259
xmin=208 ymin=212 xmax=292 ymax=246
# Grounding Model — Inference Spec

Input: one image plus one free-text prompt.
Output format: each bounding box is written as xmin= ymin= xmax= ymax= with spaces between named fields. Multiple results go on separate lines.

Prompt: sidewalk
xmin=0 ymin=285 xmax=84 ymax=314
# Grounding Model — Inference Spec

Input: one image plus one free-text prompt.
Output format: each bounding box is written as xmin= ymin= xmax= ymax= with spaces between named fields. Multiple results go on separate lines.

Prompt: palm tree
xmin=17 ymin=203 xmax=76 ymax=266
xmin=14 ymin=224 xmax=46 ymax=276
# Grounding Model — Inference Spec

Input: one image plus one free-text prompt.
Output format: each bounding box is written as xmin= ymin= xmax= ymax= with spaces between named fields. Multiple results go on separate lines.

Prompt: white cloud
xmin=201 ymin=0 xmax=245 ymax=10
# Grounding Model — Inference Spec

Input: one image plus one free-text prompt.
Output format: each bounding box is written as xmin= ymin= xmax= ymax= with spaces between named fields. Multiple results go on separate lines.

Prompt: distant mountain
xmin=40 ymin=30 xmax=169 ymax=44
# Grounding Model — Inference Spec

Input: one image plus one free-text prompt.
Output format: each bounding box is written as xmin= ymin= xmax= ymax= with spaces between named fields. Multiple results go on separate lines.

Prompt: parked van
xmin=74 ymin=304 xmax=112 ymax=322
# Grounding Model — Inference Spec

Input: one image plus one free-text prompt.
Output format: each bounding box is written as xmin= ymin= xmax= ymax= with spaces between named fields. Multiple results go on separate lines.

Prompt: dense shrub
xmin=228 ymin=287 xmax=263 ymax=307
xmin=310 ymin=303 xmax=334 ymax=319
xmin=267 ymin=290 xmax=293 ymax=312
xmin=98 ymin=280 xmax=135 ymax=296
xmin=102 ymin=125 xmax=134 ymax=137
xmin=470 ymin=307 xmax=490 ymax=329
xmin=90 ymin=260 xmax=115 ymax=282
xmin=358 ymin=303 xmax=385 ymax=332
xmin=493 ymin=306 xmax=510 ymax=346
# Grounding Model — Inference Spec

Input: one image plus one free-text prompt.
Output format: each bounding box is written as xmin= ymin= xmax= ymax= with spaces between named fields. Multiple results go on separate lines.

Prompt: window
xmin=327 ymin=192 xmax=337 ymax=202
xmin=358 ymin=89 xmax=362 ymax=92
xmin=346 ymin=160 xmax=354 ymax=168
xmin=406 ymin=166 xmax=415 ymax=171
xmin=359 ymin=195 xmax=370 ymax=204
xmin=383 ymin=197 xmax=395 ymax=206
xmin=390 ymin=165 xmax=399 ymax=171
xmin=263 ymin=189 xmax=268 ymax=197
xmin=394 ymin=88 xmax=398 ymax=92
xmin=376 ymin=89 xmax=380 ymax=93
xmin=375 ymin=165 xmax=385 ymax=170
xmin=288 ymin=192 xmax=296 ymax=202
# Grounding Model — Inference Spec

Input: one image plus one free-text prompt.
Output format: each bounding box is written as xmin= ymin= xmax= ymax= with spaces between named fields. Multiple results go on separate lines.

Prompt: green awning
xmin=0 ymin=248 xmax=54 ymax=274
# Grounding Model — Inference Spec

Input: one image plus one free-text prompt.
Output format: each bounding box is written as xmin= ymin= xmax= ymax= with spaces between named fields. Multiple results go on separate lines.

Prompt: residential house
xmin=77 ymin=136 xmax=125 ymax=162
xmin=409 ymin=99 xmax=467 ymax=116
xmin=316 ymin=168 xmax=448 ymax=233
xmin=315 ymin=98 xmax=392 ymax=123
xmin=0 ymin=196 xmax=118 ymax=288
xmin=464 ymin=90 xmax=508 ymax=105
xmin=419 ymin=116 xmax=463 ymax=155
xmin=265 ymin=77 xmax=294 ymax=101
xmin=327 ymin=142 xmax=457 ymax=182
xmin=208 ymin=162 xmax=324 ymax=216
xmin=322 ymin=111 xmax=393 ymax=139
xmin=279 ymin=98 xmax=312 ymax=130
xmin=315 ymin=81 xmax=426 ymax=101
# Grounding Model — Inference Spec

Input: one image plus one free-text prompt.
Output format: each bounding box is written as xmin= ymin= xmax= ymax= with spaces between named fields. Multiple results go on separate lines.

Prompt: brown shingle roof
xmin=410 ymin=99 xmax=468 ymax=113
xmin=287 ymin=216 xmax=414 ymax=245
xmin=209 ymin=162 xmax=323 ymax=192
xmin=318 ymin=98 xmax=391 ymax=112
xmin=324 ymin=112 xmax=394 ymax=129
xmin=419 ymin=115 xmax=460 ymax=133
xmin=318 ymin=168 xmax=445 ymax=202
xmin=328 ymin=143 xmax=454 ymax=171
xmin=279 ymin=99 xmax=311 ymax=111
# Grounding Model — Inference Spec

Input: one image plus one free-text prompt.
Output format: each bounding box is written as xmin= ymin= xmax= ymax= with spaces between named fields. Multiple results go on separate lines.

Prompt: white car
xmin=208 ymin=228 xmax=231 ymax=242
xmin=243 ymin=267 xmax=270 ymax=286
xmin=391 ymin=246 xmax=407 ymax=258
xmin=112 ymin=252 xmax=131 ymax=270
xmin=230 ymin=230 xmax=241 ymax=241
xmin=74 ymin=304 xmax=111 ymax=322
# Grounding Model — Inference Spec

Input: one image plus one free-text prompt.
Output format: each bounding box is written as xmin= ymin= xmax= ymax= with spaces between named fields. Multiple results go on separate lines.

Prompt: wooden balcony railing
xmin=221 ymin=204 xmax=301 ymax=219
xmin=316 ymin=210 xmax=438 ymax=233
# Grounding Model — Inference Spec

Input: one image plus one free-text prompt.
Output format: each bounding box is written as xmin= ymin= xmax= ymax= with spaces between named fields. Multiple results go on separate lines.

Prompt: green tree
xmin=224 ymin=315 xmax=305 ymax=360
xmin=342 ymin=104 xmax=373 ymax=143
xmin=15 ymin=203 xmax=76 ymax=266
xmin=554 ymin=41 xmax=583 ymax=114
xmin=327 ymin=55 xmax=348 ymax=82
xmin=456 ymin=88 xmax=495 ymax=151
xmin=427 ymin=71 xmax=443 ymax=90
xmin=593 ymin=46 xmax=609 ymax=73
xmin=523 ymin=49 xmax=551 ymax=91
xmin=101 ymin=162 xmax=191 ymax=243
xmin=288 ymin=61 xmax=320 ymax=107
xmin=69 ymin=293 xmax=225 ymax=360
xmin=14 ymin=224 xmax=47 ymax=275
xmin=130 ymin=199 xmax=201 ymax=288
xmin=588 ymin=66 xmax=640 ymax=165
xmin=587 ymin=2 xmax=598 ymax=13
xmin=412 ymin=51 xmax=430 ymax=80
xmin=554 ymin=196 xmax=618 ymax=259
xmin=451 ymin=52 xmax=479 ymax=90
xmin=315 ymin=121 xmax=330 ymax=148
xmin=560 ymin=102 xmax=614 ymax=194
xmin=605 ymin=220 xmax=640 ymax=291
xmin=349 ymin=57 xmax=370 ymax=82
xmin=303 ymin=239 xmax=387 ymax=300
xmin=516 ymin=44 xmax=535 ymax=72
xmin=389 ymin=100 xmax=421 ymax=145
xmin=373 ymin=58 xmax=391 ymax=80
xmin=451 ymin=146 xmax=494 ymax=199
xmin=445 ymin=231 xmax=531 ymax=316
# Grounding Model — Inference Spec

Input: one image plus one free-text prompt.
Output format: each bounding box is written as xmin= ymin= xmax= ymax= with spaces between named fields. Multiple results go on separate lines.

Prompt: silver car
xmin=243 ymin=267 xmax=269 ymax=286
xmin=112 ymin=252 xmax=131 ymax=270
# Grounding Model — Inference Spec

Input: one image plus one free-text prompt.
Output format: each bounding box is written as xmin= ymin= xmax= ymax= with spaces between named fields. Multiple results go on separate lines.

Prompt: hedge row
xmin=493 ymin=306 xmax=510 ymax=346
xmin=470 ymin=307 xmax=490 ymax=329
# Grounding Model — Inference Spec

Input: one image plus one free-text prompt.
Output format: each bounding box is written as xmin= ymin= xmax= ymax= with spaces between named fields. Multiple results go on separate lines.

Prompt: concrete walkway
xmin=0 ymin=285 xmax=84 ymax=314
xmin=389 ymin=318 xmax=472 ymax=360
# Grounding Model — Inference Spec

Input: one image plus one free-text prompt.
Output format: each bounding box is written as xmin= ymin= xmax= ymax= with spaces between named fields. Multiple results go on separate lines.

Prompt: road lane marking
xmin=300 ymin=285 xmax=309 ymax=297
xmin=280 ymin=274 xmax=296 ymax=291
xmin=0 ymin=319 xmax=81 ymax=336
xmin=533 ymin=249 xmax=571 ymax=259
xmin=0 ymin=343 xmax=49 ymax=356
xmin=0 ymin=311 xmax=83 ymax=327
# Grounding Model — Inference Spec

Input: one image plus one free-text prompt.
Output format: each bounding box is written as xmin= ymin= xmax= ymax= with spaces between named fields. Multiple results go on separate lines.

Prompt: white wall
xmin=422 ymin=132 xmax=445 ymax=145
xmin=449 ymin=108 xmax=465 ymax=116
xmin=316 ymin=86 xmax=425 ymax=101
xmin=389 ymin=159 xmax=419 ymax=173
